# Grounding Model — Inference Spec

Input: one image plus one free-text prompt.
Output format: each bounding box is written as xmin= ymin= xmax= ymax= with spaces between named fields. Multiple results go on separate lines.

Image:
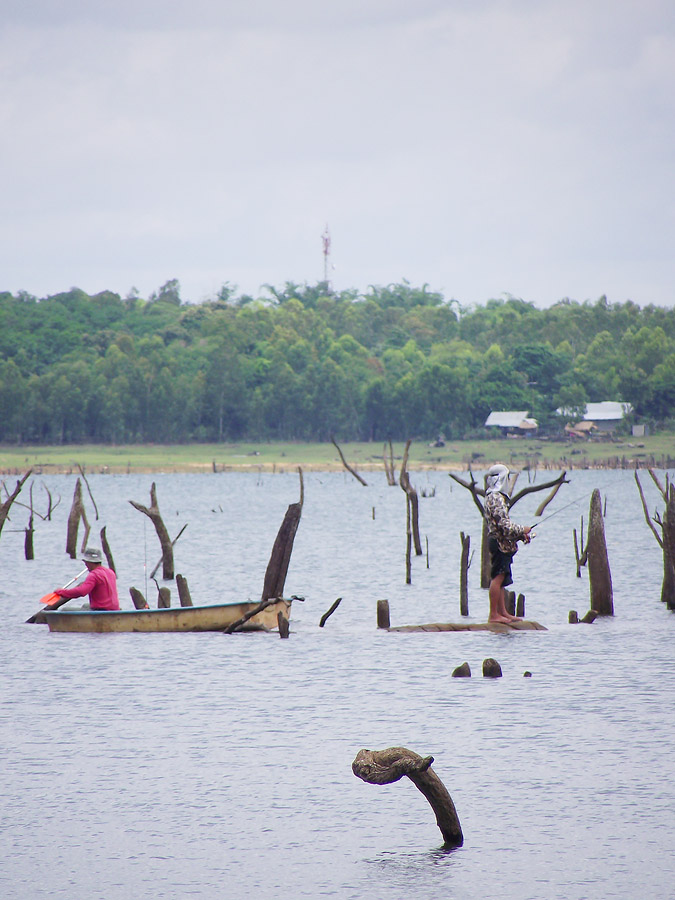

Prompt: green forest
xmin=1 ymin=279 xmax=675 ymax=445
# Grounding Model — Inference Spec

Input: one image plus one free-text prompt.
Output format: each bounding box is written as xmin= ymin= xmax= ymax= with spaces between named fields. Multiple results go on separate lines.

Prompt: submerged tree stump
xmin=459 ymin=531 xmax=470 ymax=616
xmin=129 ymin=587 xmax=149 ymax=610
xmin=0 ymin=469 xmax=32 ymax=539
xmin=261 ymin=468 xmax=304 ymax=602
xmin=176 ymin=574 xmax=193 ymax=607
xmin=66 ymin=478 xmax=90 ymax=559
xmin=129 ymin=483 xmax=174 ymax=580
xmin=352 ymin=747 xmax=463 ymax=848
xmin=587 ymin=489 xmax=614 ymax=615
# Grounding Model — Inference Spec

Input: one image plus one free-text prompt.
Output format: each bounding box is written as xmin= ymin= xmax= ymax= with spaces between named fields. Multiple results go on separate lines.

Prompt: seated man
xmin=54 ymin=547 xmax=120 ymax=610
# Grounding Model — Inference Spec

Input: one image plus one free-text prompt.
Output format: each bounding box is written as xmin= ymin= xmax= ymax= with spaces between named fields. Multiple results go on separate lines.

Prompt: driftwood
xmin=331 ymin=436 xmax=367 ymax=486
xmin=352 ymin=747 xmax=463 ymax=848
xmin=0 ymin=470 xmax=32 ymax=539
xmin=65 ymin=478 xmax=91 ymax=559
xmin=129 ymin=483 xmax=174 ymax=580
xmin=260 ymin=468 xmax=304 ymax=601
xmin=225 ymin=596 xmax=277 ymax=633
xmin=635 ymin=468 xmax=675 ymax=608
xmin=587 ymin=489 xmax=613 ymax=615
xmin=319 ymin=597 xmax=342 ymax=627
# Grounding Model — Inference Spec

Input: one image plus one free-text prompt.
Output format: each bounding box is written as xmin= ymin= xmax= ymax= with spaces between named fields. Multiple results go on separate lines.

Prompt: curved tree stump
xmin=129 ymin=482 xmax=174 ymax=580
xmin=352 ymin=746 xmax=463 ymax=848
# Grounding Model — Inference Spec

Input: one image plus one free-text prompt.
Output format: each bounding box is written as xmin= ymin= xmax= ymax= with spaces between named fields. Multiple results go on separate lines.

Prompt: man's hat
xmin=81 ymin=547 xmax=103 ymax=564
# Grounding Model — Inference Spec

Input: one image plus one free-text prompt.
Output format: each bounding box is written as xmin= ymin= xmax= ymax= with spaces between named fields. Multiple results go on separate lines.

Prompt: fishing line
xmin=144 ymin=517 xmax=148 ymax=599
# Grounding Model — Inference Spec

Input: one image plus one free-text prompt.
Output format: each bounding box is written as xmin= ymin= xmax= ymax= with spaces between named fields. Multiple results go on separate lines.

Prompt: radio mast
xmin=321 ymin=224 xmax=332 ymax=291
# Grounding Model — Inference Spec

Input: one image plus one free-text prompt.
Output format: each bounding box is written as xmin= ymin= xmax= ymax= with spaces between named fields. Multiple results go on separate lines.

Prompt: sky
xmin=1 ymin=0 xmax=674 ymax=309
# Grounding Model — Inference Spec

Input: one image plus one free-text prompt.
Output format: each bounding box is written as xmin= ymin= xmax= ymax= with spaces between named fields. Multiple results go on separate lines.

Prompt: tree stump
xmin=482 ymin=658 xmax=502 ymax=678
xmin=176 ymin=574 xmax=193 ymax=607
xmin=452 ymin=662 xmax=471 ymax=678
xmin=352 ymin=747 xmax=463 ymax=848
xmin=66 ymin=478 xmax=90 ymax=559
xmin=587 ymin=489 xmax=614 ymax=615
xmin=459 ymin=532 xmax=470 ymax=616
xmin=129 ymin=587 xmax=149 ymax=610
xmin=129 ymin=483 xmax=174 ymax=580
xmin=377 ymin=599 xmax=391 ymax=629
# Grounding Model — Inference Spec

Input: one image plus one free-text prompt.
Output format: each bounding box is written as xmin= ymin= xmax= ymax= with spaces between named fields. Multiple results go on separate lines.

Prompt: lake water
xmin=1 ymin=467 xmax=674 ymax=900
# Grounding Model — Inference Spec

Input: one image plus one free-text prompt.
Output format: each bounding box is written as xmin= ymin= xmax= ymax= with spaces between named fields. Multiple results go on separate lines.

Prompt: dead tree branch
xmin=331 ymin=436 xmax=368 ymax=486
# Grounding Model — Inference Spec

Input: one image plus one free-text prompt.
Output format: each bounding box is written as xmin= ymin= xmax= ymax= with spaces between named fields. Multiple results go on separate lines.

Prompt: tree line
xmin=1 ymin=279 xmax=674 ymax=445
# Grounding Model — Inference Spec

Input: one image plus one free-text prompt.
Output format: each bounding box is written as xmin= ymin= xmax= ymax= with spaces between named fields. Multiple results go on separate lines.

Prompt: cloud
xmin=1 ymin=0 xmax=674 ymax=307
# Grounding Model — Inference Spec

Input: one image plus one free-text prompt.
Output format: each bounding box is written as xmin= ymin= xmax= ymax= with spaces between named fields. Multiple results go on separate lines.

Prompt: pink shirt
xmin=57 ymin=566 xmax=120 ymax=610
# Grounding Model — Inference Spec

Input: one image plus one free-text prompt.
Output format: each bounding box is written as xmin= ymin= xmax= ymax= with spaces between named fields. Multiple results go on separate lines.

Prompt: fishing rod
xmin=530 ymin=493 xmax=588 ymax=531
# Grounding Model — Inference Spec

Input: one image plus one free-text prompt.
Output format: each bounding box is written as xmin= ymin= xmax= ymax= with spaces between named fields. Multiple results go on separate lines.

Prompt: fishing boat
xmin=39 ymin=597 xmax=292 ymax=634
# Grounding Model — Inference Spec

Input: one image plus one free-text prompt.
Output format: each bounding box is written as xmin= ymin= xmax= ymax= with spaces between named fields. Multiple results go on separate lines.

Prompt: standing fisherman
xmin=484 ymin=464 xmax=532 ymax=624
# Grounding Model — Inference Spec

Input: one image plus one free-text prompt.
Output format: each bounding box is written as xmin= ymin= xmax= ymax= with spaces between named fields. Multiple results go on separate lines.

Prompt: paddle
xmin=38 ymin=568 xmax=88 ymax=605
xmin=26 ymin=569 xmax=88 ymax=624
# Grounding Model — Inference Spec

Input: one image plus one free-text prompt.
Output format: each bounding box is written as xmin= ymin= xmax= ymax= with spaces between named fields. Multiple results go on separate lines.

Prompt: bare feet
xmin=488 ymin=615 xmax=513 ymax=625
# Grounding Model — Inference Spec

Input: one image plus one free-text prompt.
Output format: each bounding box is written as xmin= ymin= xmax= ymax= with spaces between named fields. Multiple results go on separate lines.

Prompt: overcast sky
xmin=1 ymin=0 xmax=674 ymax=309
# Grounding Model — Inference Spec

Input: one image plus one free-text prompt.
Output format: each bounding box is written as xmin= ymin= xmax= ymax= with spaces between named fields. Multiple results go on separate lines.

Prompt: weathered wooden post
xmin=587 ymin=488 xmax=614 ymax=615
xmin=157 ymin=586 xmax=171 ymax=608
xmin=352 ymin=747 xmax=463 ymax=849
xmin=459 ymin=531 xmax=470 ymax=616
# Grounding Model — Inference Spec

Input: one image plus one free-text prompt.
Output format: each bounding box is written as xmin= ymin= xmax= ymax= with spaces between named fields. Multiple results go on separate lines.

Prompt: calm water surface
xmin=1 ymin=468 xmax=674 ymax=900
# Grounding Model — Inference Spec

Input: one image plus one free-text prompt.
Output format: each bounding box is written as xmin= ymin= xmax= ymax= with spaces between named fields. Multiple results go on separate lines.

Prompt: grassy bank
xmin=2 ymin=434 xmax=675 ymax=475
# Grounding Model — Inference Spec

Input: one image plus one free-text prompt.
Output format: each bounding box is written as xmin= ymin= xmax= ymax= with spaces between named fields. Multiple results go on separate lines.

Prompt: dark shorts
xmin=489 ymin=536 xmax=514 ymax=587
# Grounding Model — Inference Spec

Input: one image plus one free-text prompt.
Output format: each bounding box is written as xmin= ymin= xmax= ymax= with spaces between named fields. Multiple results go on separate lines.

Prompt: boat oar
xmin=26 ymin=569 xmax=88 ymax=624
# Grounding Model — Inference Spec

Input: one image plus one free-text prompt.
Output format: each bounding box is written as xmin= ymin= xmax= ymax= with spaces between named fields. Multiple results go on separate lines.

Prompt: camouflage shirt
xmin=484 ymin=491 xmax=527 ymax=555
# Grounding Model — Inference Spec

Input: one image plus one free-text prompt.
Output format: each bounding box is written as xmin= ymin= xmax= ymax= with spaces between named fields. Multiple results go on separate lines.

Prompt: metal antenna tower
xmin=321 ymin=224 xmax=332 ymax=290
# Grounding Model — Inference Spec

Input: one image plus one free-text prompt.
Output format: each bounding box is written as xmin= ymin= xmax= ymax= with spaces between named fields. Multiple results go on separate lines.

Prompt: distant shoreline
xmin=1 ymin=437 xmax=674 ymax=476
